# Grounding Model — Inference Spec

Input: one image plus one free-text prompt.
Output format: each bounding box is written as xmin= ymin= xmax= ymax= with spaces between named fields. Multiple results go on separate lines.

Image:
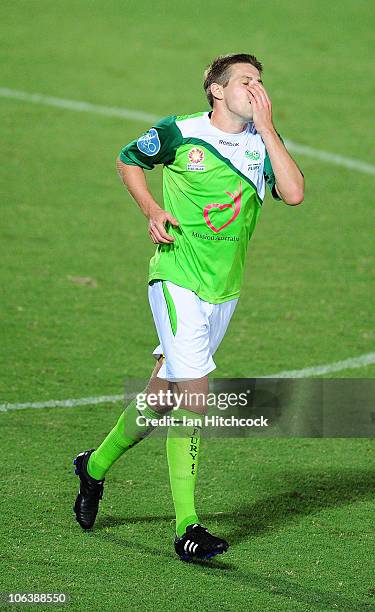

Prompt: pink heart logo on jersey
xmin=203 ymin=182 xmax=242 ymax=233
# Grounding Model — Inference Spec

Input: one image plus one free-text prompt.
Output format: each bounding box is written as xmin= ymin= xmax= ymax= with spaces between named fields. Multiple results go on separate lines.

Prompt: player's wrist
xmin=256 ymin=124 xmax=277 ymax=139
xmin=145 ymin=201 xmax=163 ymax=219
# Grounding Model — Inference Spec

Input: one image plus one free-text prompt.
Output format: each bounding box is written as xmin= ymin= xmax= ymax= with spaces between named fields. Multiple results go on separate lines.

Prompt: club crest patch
xmin=245 ymin=150 xmax=260 ymax=160
xmin=136 ymin=128 xmax=161 ymax=156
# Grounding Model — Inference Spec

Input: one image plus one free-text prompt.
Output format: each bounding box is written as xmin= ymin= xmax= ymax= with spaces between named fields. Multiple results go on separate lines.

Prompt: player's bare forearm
xmin=258 ymin=128 xmax=304 ymax=205
xmin=116 ymin=158 xmax=179 ymax=244
xmin=248 ymin=82 xmax=304 ymax=205
xmin=116 ymin=158 xmax=161 ymax=218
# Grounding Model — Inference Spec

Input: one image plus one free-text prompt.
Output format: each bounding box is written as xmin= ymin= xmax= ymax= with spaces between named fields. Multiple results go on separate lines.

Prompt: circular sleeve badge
xmin=136 ymin=128 xmax=161 ymax=156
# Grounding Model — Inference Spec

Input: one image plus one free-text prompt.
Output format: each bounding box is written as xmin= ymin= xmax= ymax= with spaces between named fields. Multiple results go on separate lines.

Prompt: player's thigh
xmin=172 ymin=376 xmax=209 ymax=415
xmin=209 ymin=298 xmax=238 ymax=355
xmin=149 ymin=280 xmax=214 ymax=381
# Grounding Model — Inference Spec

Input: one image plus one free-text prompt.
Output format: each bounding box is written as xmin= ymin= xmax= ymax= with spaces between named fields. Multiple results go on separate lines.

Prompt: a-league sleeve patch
xmin=136 ymin=128 xmax=161 ymax=157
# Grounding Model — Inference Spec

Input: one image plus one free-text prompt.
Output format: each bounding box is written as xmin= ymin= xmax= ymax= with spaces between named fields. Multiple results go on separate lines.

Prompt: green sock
xmin=166 ymin=408 xmax=203 ymax=537
xmin=87 ymin=399 xmax=160 ymax=480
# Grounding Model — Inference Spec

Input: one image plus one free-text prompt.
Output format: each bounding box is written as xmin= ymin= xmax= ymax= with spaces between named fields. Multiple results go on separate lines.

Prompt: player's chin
xmin=241 ymin=105 xmax=253 ymax=122
xmin=242 ymin=111 xmax=253 ymax=123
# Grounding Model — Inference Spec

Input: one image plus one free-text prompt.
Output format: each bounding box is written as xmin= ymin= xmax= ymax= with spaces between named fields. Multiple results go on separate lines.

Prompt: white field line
xmin=0 ymin=394 xmax=130 ymax=413
xmin=284 ymin=139 xmax=375 ymax=176
xmin=1 ymin=352 xmax=374 ymax=413
xmin=1 ymin=87 xmax=375 ymax=176
xmin=0 ymin=87 xmax=158 ymax=123
xmin=264 ymin=351 xmax=375 ymax=379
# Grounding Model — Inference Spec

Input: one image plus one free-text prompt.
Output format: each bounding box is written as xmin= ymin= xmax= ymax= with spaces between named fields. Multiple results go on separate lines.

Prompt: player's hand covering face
xmin=246 ymin=81 xmax=273 ymax=133
xmin=220 ymin=63 xmax=273 ymax=130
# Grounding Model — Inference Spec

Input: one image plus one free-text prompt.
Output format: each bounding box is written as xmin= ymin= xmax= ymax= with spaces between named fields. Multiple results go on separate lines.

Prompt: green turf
xmin=1 ymin=0 xmax=374 ymax=609
xmin=1 ymin=408 xmax=374 ymax=611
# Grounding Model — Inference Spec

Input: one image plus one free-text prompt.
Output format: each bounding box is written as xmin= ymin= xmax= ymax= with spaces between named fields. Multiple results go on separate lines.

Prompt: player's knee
xmin=143 ymin=368 xmax=175 ymax=414
xmin=172 ymin=376 xmax=208 ymax=413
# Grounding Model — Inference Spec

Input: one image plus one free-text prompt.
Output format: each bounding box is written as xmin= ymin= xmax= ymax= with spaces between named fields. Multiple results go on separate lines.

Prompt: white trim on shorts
xmin=148 ymin=280 xmax=238 ymax=381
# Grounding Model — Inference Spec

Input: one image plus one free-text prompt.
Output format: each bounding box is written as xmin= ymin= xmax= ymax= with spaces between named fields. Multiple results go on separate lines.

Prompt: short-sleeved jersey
xmin=120 ymin=111 xmax=282 ymax=304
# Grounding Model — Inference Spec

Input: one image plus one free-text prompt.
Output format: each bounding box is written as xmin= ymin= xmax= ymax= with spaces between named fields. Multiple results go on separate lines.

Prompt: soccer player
xmin=73 ymin=53 xmax=304 ymax=561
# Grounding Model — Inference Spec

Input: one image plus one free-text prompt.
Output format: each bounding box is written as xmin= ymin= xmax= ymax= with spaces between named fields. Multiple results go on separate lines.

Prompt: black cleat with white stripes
xmin=174 ymin=524 xmax=229 ymax=561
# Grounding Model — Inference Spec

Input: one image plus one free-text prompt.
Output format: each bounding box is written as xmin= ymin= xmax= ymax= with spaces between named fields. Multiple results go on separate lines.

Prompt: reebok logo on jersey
xmin=219 ymin=140 xmax=239 ymax=146
xmin=203 ymin=182 xmax=242 ymax=234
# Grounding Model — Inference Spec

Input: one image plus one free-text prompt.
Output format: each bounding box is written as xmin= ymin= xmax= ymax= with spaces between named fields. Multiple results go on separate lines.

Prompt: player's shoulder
xmin=172 ymin=111 xmax=209 ymax=138
xmin=153 ymin=114 xmax=178 ymax=130
xmin=154 ymin=112 xmax=206 ymax=127
xmin=150 ymin=115 xmax=183 ymax=149
xmin=175 ymin=111 xmax=207 ymax=123
xmin=153 ymin=112 xmax=208 ymax=140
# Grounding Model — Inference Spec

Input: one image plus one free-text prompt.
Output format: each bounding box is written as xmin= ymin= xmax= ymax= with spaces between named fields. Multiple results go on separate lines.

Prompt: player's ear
xmin=210 ymin=82 xmax=224 ymax=102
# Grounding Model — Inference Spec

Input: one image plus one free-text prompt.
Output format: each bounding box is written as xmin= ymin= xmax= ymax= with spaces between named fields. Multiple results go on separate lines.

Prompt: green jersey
xmin=120 ymin=112 xmax=282 ymax=304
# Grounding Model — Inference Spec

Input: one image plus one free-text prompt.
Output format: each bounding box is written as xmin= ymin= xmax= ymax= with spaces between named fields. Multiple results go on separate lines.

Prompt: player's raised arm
xmin=248 ymin=82 xmax=304 ymax=205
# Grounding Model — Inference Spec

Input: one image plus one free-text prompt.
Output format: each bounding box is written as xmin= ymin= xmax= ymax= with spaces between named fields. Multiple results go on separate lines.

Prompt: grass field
xmin=1 ymin=1 xmax=375 ymax=610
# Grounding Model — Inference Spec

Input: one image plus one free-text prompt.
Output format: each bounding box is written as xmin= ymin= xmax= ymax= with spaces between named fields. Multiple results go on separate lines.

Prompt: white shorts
xmin=148 ymin=280 xmax=238 ymax=381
